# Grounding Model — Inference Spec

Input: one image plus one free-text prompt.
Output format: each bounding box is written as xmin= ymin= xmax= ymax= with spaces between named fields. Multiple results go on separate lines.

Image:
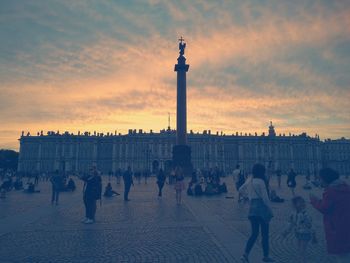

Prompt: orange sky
xmin=1 ymin=0 xmax=350 ymax=150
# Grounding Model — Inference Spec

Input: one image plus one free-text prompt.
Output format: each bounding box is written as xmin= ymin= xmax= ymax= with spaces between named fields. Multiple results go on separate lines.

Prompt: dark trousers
xmin=124 ymin=184 xmax=131 ymax=200
xmin=245 ymin=217 xmax=269 ymax=257
xmin=84 ymin=196 xmax=97 ymax=220
xmin=157 ymin=182 xmax=164 ymax=196
xmin=51 ymin=187 xmax=59 ymax=204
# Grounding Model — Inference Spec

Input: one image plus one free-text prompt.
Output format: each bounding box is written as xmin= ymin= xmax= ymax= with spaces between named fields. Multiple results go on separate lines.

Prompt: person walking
xmin=174 ymin=167 xmax=185 ymax=205
xmin=144 ymin=169 xmax=149 ymax=184
xmin=156 ymin=168 xmax=166 ymax=198
xmin=80 ymin=168 xmax=102 ymax=224
xmin=310 ymin=168 xmax=350 ymax=263
xmin=123 ymin=166 xmax=134 ymax=201
xmin=239 ymin=163 xmax=275 ymax=263
xmin=115 ymin=169 xmax=121 ymax=185
xmin=34 ymin=173 xmax=39 ymax=186
xmin=50 ymin=170 xmax=62 ymax=205
xmin=287 ymin=168 xmax=297 ymax=196
xmin=266 ymin=161 xmax=274 ymax=194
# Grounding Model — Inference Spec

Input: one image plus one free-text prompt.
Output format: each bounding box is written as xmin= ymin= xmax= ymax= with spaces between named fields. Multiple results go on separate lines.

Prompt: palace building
xmin=17 ymin=122 xmax=350 ymax=176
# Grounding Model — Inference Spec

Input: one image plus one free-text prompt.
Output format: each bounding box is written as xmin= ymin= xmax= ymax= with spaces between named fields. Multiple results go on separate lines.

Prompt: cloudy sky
xmin=1 ymin=0 xmax=350 ymax=150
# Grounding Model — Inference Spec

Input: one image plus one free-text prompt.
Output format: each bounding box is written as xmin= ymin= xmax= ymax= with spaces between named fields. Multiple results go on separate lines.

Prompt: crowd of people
xmin=1 ymin=164 xmax=350 ymax=263
xmin=235 ymin=164 xmax=350 ymax=263
xmin=0 ymin=170 xmax=76 ymax=201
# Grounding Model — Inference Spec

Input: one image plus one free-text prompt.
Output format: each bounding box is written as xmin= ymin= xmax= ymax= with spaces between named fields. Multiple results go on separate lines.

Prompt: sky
xmin=1 ymin=0 xmax=350 ymax=150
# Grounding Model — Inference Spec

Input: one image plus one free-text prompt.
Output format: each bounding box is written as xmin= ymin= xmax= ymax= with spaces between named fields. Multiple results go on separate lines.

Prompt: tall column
xmin=172 ymin=37 xmax=192 ymax=175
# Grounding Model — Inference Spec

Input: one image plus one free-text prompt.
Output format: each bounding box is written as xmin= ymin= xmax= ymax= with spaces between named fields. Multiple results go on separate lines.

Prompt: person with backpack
xmin=80 ymin=167 xmax=102 ymax=224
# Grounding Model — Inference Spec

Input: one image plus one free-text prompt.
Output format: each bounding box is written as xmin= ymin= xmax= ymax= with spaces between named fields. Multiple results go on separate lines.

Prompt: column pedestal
xmin=172 ymin=145 xmax=192 ymax=176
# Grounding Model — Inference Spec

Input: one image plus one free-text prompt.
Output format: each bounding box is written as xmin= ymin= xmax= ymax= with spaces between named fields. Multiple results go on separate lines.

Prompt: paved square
xmin=0 ymin=176 xmax=344 ymax=263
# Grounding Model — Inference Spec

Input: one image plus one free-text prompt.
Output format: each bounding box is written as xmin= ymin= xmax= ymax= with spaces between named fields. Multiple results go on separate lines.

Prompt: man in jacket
xmin=310 ymin=168 xmax=350 ymax=263
xmin=123 ymin=166 xmax=133 ymax=201
xmin=81 ymin=167 xmax=102 ymax=224
xmin=50 ymin=170 xmax=62 ymax=205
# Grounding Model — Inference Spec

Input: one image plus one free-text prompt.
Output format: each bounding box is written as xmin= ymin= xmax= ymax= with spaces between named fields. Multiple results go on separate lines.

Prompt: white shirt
xmin=232 ymin=168 xmax=241 ymax=181
xmin=239 ymin=178 xmax=270 ymax=205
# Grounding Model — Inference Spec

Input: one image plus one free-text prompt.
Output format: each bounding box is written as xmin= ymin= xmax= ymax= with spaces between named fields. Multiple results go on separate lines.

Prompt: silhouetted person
xmin=115 ymin=169 xmax=121 ymax=185
xmin=0 ymin=177 xmax=12 ymax=192
xmin=80 ymin=168 xmax=102 ymax=224
xmin=270 ymin=190 xmax=284 ymax=203
xmin=66 ymin=178 xmax=76 ymax=191
xmin=174 ymin=167 xmax=185 ymax=205
xmin=103 ymin=182 xmax=119 ymax=197
xmin=123 ymin=166 xmax=133 ymax=201
xmin=191 ymin=171 xmax=198 ymax=184
xmin=14 ymin=178 xmax=23 ymax=190
xmin=156 ymin=169 xmax=166 ymax=197
xmin=34 ymin=173 xmax=39 ymax=186
xmin=135 ymin=171 xmax=141 ymax=184
xmin=234 ymin=165 xmax=245 ymax=202
xmin=239 ymin=164 xmax=275 ymax=263
xmin=26 ymin=182 xmax=40 ymax=193
xmin=310 ymin=168 xmax=350 ymax=263
xmin=143 ymin=170 xmax=149 ymax=184
xmin=287 ymin=168 xmax=297 ymax=196
xmin=50 ymin=170 xmax=62 ymax=205
xmin=276 ymin=169 xmax=282 ymax=188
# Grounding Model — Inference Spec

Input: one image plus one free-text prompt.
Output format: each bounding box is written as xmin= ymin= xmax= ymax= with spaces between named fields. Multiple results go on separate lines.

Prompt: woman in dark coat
xmin=310 ymin=168 xmax=350 ymax=262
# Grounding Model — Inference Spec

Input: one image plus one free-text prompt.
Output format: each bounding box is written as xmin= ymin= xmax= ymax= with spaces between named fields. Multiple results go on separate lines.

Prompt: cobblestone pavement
xmin=0 ymin=175 xmax=346 ymax=263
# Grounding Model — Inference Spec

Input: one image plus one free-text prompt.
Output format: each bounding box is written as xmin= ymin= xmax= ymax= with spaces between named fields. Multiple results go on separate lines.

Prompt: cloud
xmin=0 ymin=0 xmax=350 ymax=150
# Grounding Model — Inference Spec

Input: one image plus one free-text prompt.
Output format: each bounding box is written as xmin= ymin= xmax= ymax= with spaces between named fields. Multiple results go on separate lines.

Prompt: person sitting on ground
xmin=1 ymin=177 xmax=13 ymax=191
xmin=303 ymin=173 xmax=312 ymax=190
xmin=270 ymin=190 xmax=285 ymax=203
xmin=25 ymin=182 xmax=40 ymax=193
xmin=66 ymin=178 xmax=76 ymax=191
xmin=103 ymin=182 xmax=120 ymax=197
xmin=205 ymin=181 xmax=218 ymax=195
xmin=190 ymin=171 xmax=198 ymax=184
xmin=187 ymin=182 xmax=194 ymax=196
xmin=194 ymin=183 xmax=203 ymax=196
xmin=14 ymin=178 xmax=23 ymax=190
xmin=219 ymin=182 xmax=228 ymax=194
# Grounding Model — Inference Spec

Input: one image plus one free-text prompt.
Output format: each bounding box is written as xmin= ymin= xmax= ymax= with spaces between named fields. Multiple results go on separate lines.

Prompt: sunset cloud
xmin=1 ymin=0 xmax=349 ymax=149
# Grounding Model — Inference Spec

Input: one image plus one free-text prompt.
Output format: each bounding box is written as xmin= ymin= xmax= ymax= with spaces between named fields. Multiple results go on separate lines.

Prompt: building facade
xmin=18 ymin=123 xmax=344 ymax=176
xmin=322 ymin=138 xmax=350 ymax=177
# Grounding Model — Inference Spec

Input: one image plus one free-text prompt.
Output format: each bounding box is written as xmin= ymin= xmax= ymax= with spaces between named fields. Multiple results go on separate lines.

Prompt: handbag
xmin=251 ymin=184 xmax=273 ymax=222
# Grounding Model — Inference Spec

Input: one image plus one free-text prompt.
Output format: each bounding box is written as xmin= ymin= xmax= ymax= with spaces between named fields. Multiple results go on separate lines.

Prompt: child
xmin=282 ymin=196 xmax=315 ymax=263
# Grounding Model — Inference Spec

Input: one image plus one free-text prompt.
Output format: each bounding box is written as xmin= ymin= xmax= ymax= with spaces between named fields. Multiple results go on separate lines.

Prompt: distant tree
xmin=0 ymin=149 xmax=19 ymax=171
